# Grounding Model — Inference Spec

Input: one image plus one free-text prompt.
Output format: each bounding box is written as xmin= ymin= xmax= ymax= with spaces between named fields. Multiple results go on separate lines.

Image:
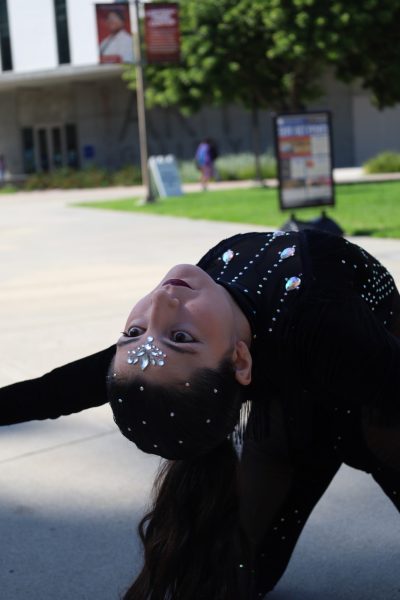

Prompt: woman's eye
xmin=123 ymin=326 xmax=145 ymax=338
xmin=171 ymin=331 xmax=195 ymax=343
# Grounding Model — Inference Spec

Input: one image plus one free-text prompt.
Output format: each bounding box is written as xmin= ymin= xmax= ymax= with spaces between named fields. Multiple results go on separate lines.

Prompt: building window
xmin=22 ymin=128 xmax=35 ymax=174
xmin=53 ymin=0 xmax=70 ymax=64
xmin=51 ymin=127 xmax=63 ymax=168
xmin=0 ymin=0 xmax=13 ymax=71
xmin=65 ymin=124 xmax=79 ymax=168
xmin=38 ymin=129 xmax=50 ymax=172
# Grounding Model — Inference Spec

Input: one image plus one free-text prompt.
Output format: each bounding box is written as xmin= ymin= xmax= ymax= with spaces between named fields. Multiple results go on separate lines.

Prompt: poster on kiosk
xmin=274 ymin=111 xmax=335 ymax=210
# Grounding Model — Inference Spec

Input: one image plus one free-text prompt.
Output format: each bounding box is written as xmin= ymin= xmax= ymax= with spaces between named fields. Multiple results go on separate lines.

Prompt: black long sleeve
xmin=0 ymin=345 xmax=115 ymax=425
xmin=282 ymin=293 xmax=400 ymax=432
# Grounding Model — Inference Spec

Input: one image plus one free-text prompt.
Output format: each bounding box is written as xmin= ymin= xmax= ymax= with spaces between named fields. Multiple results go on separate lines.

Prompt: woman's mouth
xmin=163 ymin=278 xmax=193 ymax=289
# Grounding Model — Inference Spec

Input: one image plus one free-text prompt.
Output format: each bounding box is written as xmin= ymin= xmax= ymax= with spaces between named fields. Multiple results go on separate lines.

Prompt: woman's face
xmin=114 ymin=264 xmax=249 ymax=385
xmin=106 ymin=12 xmax=124 ymax=33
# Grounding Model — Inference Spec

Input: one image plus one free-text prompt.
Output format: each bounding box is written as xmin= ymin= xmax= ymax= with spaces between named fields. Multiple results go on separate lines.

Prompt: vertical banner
xmin=96 ymin=3 xmax=135 ymax=64
xmin=274 ymin=111 xmax=335 ymax=210
xmin=144 ymin=3 xmax=180 ymax=64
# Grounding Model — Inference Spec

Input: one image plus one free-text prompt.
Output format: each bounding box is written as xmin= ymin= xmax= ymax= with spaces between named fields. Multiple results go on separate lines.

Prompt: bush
xmin=21 ymin=152 xmax=278 ymax=190
xmin=111 ymin=165 xmax=142 ymax=186
xmin=178 ymin=160 xmax=200 ymax=183
xmin=216 ymin=152 xmax=277 ymax=180
xmin=178 ymin=152 xmax=277 ymax=183
xmin=0 ymin=184 xmax=18 ymax=194
xmin=364 ymin=151 xmax=400 ymax=174
xmin=23 ymin=166 xmax=143 ymax=190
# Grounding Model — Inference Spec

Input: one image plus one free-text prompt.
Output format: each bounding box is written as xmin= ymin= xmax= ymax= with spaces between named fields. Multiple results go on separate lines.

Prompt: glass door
xmin=37 ymin=128 xmax=50 ymax=172
xmin=51 ymin=126 xmax=64 ymax=168
xmin=28 ymin=124 xmax=79 ymax=172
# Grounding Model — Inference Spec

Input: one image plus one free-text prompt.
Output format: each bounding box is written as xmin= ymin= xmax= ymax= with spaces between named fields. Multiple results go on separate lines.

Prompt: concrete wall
xmin=310 ymin=72 xmax=355 ymax=168
xmin=76 ymin=84 xmax=278 ymax=170
xmin=2 ymin=71 xmax=400 ymax=175
xmin=0 ymin=92 xmax=20 ymax=175
xmin=8 ymin=0 xmax=58 ymax=72
xmin=353 ymin=94 xmax=400 ymax=165
xmin=0 ymin=76 xmax=278 ymax=175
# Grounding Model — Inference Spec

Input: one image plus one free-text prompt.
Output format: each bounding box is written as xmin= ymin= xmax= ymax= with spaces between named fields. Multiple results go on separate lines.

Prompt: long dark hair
xmin=108 ymin=360 xmax=251 ymax=599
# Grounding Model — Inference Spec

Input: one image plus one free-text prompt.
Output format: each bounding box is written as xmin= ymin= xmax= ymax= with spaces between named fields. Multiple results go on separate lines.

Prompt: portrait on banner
xmin=96 ymin=3 xmax=135 ymax=64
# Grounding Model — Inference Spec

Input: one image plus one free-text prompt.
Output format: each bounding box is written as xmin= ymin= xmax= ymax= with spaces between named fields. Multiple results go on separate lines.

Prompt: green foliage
xmin=23 ymin=166 xmax=142 ymax=190
xmin=216 ymin=153 xmax=276 ymax=180
xmin=178 ymin=160 xmax=200 ymax=183
xmin=0 ymin=184 xmax=17 ymax=194
xmin=19 ymin=156 xmax=275 ymax=191
xmin=364 ymin=151 xmax=400 ymax=174
xmin=78 ymin=181 xmax=400 ymax=239
xmin=178 ymin=153 xmax=277 ymax=182
xmin=124 ymin=0 xmax=400 ymax=112
xmin=111 ymin=165 xmax=142 ymax=185
xmin=23 ymin=167 xmax=110 ymax=190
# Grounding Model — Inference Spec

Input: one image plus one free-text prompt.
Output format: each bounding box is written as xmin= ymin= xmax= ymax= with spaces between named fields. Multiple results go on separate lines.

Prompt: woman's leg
xmin=362 ymin=410 xmax=400 ymax=509
xmin=238 ymin=398 xmax=342 ymax=598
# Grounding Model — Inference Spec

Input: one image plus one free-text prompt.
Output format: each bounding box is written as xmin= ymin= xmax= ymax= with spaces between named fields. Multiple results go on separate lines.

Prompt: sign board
xmin=96 ymin=3 xmax=135 ymax=64
xmin=274 ymin=111 xmax=335 ymax=210
xmin=148 ymin=155 xmax=183 ymax=197
xmin=144 ymin=3 xmax=180 ymax=64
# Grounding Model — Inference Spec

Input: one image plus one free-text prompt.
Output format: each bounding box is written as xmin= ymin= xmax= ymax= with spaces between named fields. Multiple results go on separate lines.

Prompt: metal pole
xmin=133 ymin=0 xmax=153 ymax=202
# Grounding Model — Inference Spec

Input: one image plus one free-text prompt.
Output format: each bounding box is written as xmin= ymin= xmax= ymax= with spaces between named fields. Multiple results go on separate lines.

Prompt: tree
xmin=124 ymin=0 xmax=400 ymax=178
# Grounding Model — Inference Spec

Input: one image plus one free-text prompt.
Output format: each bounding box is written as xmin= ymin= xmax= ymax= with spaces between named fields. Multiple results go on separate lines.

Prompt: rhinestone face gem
xmin=127 ymin=339 xmax=167 ymax=370
xmin=280 ymin=246 xmax=296 ymax=260
xmin=285 ymin=276 xmax=301 ymax=291
xmin=222 ymin=249 xmax=234 ymax=265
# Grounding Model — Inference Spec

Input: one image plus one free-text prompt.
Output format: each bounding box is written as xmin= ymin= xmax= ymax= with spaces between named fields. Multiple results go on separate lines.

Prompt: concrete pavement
xmin=0 ymin=187 xmax=399 ymax=599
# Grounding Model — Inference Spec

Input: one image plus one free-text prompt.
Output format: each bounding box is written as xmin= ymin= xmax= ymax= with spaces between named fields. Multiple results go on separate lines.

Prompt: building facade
xmin=1 ymin=0 xmax=400 ymax=178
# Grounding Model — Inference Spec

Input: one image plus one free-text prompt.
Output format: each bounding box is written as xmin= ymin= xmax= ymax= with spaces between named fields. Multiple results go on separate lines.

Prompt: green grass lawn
xmin=77 ymin=181 xmax=400 ymax=238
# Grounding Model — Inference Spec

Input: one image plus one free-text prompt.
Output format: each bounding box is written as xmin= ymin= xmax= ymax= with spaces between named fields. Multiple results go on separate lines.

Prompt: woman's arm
xmin=0 ymin=345 xmax=115 ymax=425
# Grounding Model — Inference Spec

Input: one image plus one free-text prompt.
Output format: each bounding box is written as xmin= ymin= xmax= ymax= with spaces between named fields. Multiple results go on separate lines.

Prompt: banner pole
xmin=133 ymin=0 xmax=153 ymax=202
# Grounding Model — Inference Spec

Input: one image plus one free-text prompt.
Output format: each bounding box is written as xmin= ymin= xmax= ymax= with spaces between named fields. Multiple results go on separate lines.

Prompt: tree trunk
xmin=289 ymin=69 xmax=306 ymax=112
xmin=251 ymin=103 xmax=264 ymax=184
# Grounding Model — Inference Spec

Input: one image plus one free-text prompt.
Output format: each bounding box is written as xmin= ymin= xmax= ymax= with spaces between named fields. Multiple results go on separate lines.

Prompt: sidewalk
xmin=0 ymin=190 xmax=399 ymax=599
xmin=2 ymin=167 xmax=400 ymax=205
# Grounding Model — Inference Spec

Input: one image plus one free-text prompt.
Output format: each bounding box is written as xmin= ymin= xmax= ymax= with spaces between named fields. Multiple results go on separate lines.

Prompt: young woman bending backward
xmin=1 ymin=229 xmax=399 ymax=599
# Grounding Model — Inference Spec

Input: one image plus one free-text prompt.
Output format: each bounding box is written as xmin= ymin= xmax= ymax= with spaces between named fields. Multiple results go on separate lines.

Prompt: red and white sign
xmin=96 ymin=3 xmax=134 ymax=64
xmin=144 ymin=3 xmax=180 ymax=64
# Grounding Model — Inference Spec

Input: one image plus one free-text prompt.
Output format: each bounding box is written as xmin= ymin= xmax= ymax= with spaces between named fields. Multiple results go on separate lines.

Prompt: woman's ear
xmin=232 ymin=341 xmax=252 ymax=386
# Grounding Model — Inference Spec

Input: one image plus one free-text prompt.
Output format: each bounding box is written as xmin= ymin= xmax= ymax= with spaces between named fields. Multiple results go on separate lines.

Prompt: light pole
xmin=133 ymin=0 xmax=153 ymax=202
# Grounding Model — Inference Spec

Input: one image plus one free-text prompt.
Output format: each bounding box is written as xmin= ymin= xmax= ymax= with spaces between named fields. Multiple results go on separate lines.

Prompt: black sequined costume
xmin=197 ymin=229 xmax=400 ymax=597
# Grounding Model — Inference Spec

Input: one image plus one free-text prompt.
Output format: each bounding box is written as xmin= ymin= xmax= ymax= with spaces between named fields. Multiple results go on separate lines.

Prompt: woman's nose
xmin=149 ymin=288 xmax=179 ymax=323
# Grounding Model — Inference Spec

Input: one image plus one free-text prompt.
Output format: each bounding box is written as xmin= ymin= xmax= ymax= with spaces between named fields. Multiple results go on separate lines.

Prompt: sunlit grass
xmin=77 ymin=181 xmax=400 ymax=238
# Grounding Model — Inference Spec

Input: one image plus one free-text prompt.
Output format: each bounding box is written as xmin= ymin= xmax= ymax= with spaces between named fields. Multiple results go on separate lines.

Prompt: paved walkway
xmin=0 ymin=188 xmax=399 ymax=599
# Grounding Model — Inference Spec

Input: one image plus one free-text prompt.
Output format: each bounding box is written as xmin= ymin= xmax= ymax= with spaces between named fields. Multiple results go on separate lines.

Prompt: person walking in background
xmin=208 ymin=138 xmax=220 ymax=180
xmin=195 ymin=138 xmax=217 ymax=190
